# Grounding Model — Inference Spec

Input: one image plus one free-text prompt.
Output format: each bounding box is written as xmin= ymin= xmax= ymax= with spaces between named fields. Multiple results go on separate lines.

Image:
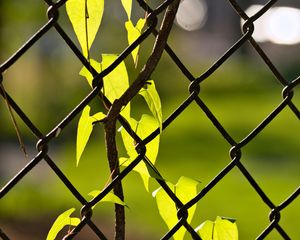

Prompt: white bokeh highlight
xmin=242 ymin=5 xmax=300 ymax=45
xmin=176 ymin=0 xmax=207 ymax=31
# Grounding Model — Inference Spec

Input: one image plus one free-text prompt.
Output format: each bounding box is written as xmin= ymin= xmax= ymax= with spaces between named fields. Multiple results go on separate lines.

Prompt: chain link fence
xmin=1 ymin=0 xmax=299 ymax=239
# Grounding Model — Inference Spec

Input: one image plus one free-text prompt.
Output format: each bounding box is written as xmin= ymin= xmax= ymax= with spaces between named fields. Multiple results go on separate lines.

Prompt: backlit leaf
xmin=120 ymin=114 xmax=160 ymax=191
xmin=139 ymin=80 xmax=162 ymax=131
xmin=46 ymin=208 xmax=80 ymax=240
xmin=66 ymin=0 xmax=104 ymax=57
xmin=195 ymin=216 xmax=238 ymax=240
xmin=152 ymin=183 xmax=176 ymax=233
xmin=121 ymin=0 xmax=132 ymax=20
xmin=89 ymin=190 xmax=127 ymax=207
xmin=76 ymin=106 xmax=105 ymax=165
xmin=79 ymin=58 xmax=101 ymax=87
xmin=152 ymin=176 xmax=200 ymax=240
xmin=79 ymin=55 xmax=130 ymax=120
xmin=101 ymin=54 xmax=131 ymax=120
xmin=214 ymin=216 xmax=238 ymax=240
xmin=125 ymin=18 xmax=146 ymax=65
xmin=195 ymin=220 xmax=214 ymax=240
xmin=76 ymin=106 xmax=93 ymax=165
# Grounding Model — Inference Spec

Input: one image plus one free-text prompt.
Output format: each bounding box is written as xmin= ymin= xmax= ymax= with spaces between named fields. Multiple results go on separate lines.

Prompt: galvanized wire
xmin=0 ymin=0 xmax=299 ymax=239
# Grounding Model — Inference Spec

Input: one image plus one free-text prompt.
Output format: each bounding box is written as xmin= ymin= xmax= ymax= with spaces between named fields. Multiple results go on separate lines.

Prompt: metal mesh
xmin=1 ymin=0 xmax=299 ymax=239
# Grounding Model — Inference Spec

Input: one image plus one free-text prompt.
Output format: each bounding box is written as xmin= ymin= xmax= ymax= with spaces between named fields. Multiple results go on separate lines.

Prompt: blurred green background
xmin=0 ymin=1 xmax=299 ymax=239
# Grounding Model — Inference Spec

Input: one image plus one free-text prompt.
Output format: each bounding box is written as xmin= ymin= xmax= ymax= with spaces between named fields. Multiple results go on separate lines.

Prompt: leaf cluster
xmin=47 ymin=1 xmax=239 ymax=239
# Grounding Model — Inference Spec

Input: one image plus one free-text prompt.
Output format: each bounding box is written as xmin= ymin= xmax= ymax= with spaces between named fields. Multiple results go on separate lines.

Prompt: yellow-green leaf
xmin=152 ymin=176 xmax=200 ymax=240
xmin=79 ymin=55 xmax=130 ymax=120
xmin=139 ymin=80 xmax=162 ymax=131
xmin=101 ymin=54 xmax=131 ymax=120
xmin=77 ymin=106 xmax=92 ymax=165
xmin=76 ymin=106 xmax=105 ymax=165
xmin=152 ymin=183 xmax=176 ymax=232
xmin=121 ymin=0 xmax=132 ymax=20
xmin=46 ymin=208 xmax=80 ymax=240
xmin=195 ymin=220 xmax=214 ymax=240
xmin=91 ymin=112 xmax=106 ymax=122
xmin=214 ymin=216 xmax=238 ymax=240
xmin=119 ymin=114 xmax=160 ymax=191
xmin=89 ymin=190 xmax=127 ymax=207
xmin=195 ymin=216 xmax=239 ymax=240
xmin=125 ymin=18 xmax=146 ymax=65
xmin=66 ymin=0 xmax=104 ymax=57
xmin=79 ymin=58 xmax=101 ymax=87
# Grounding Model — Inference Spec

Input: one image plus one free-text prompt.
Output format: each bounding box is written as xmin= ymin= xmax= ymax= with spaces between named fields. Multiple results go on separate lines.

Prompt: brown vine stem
xmin=103 ymin=1 xmax=180 ymax=239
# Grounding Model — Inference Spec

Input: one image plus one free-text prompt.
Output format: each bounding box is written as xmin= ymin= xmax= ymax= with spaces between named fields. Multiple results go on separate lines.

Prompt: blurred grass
xmin=1 ymin=72 xmax=299 ymax=238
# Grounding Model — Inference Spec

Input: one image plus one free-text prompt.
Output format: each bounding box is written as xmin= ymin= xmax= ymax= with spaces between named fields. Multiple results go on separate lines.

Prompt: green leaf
xmin=195 ymin=220 xmax=214 ymax=240
xmin=66 ymin=0 xmax=104 ymax=57
xmin=46 ymin=208 xmax=80 ymax=240
xmin=102 ymin=54 xmax=131 ymax=120
xmin=152 ymin=176 xmax=200 ymax=240
xmin=79 ymin=58 xmax=101 ymax=87
xmin=91 ymin=112 xmax=106 ymax=122
xmin=195 ymin=216 xmax=239 ymax=240
xmin=214 ymin=216 xmax=238 ymax=240
xmin=139 ymin=80 xmax=162 ymax=131
xmin=143 ymin=158 xmax=164 ymax=181
xmin=119 ymin=156 xmax=164 ymax=185
xmin=125 ymin=19 xmax=146 ymax=65
xmin=79 ymin=55 xmax=130 ymax=120
xmin=119 ymin=114 xmax=160 ymax=191
xmin=76 ymin=106 xmax=106 ymax=166
xmin=76 ymin=106 xmax=93 ymax=165
xmin=89 ymin=190 xmax=127 ymax=207
xmin=152 ymin=183 xmax=176 ymax=233
xmin=100 ymin=54 xmax=129 ymax=100
xmin=121 ymin=0 xmax=132 ymax=20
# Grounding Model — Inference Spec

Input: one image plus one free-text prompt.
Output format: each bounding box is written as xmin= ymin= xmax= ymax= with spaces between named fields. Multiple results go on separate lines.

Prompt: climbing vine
xmin=46 ymin=1 xmax=239 ymax=239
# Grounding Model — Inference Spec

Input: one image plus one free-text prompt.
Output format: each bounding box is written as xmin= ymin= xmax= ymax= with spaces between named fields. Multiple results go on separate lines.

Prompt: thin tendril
xmin=0 ymin=83 xmax=28 ymax=158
